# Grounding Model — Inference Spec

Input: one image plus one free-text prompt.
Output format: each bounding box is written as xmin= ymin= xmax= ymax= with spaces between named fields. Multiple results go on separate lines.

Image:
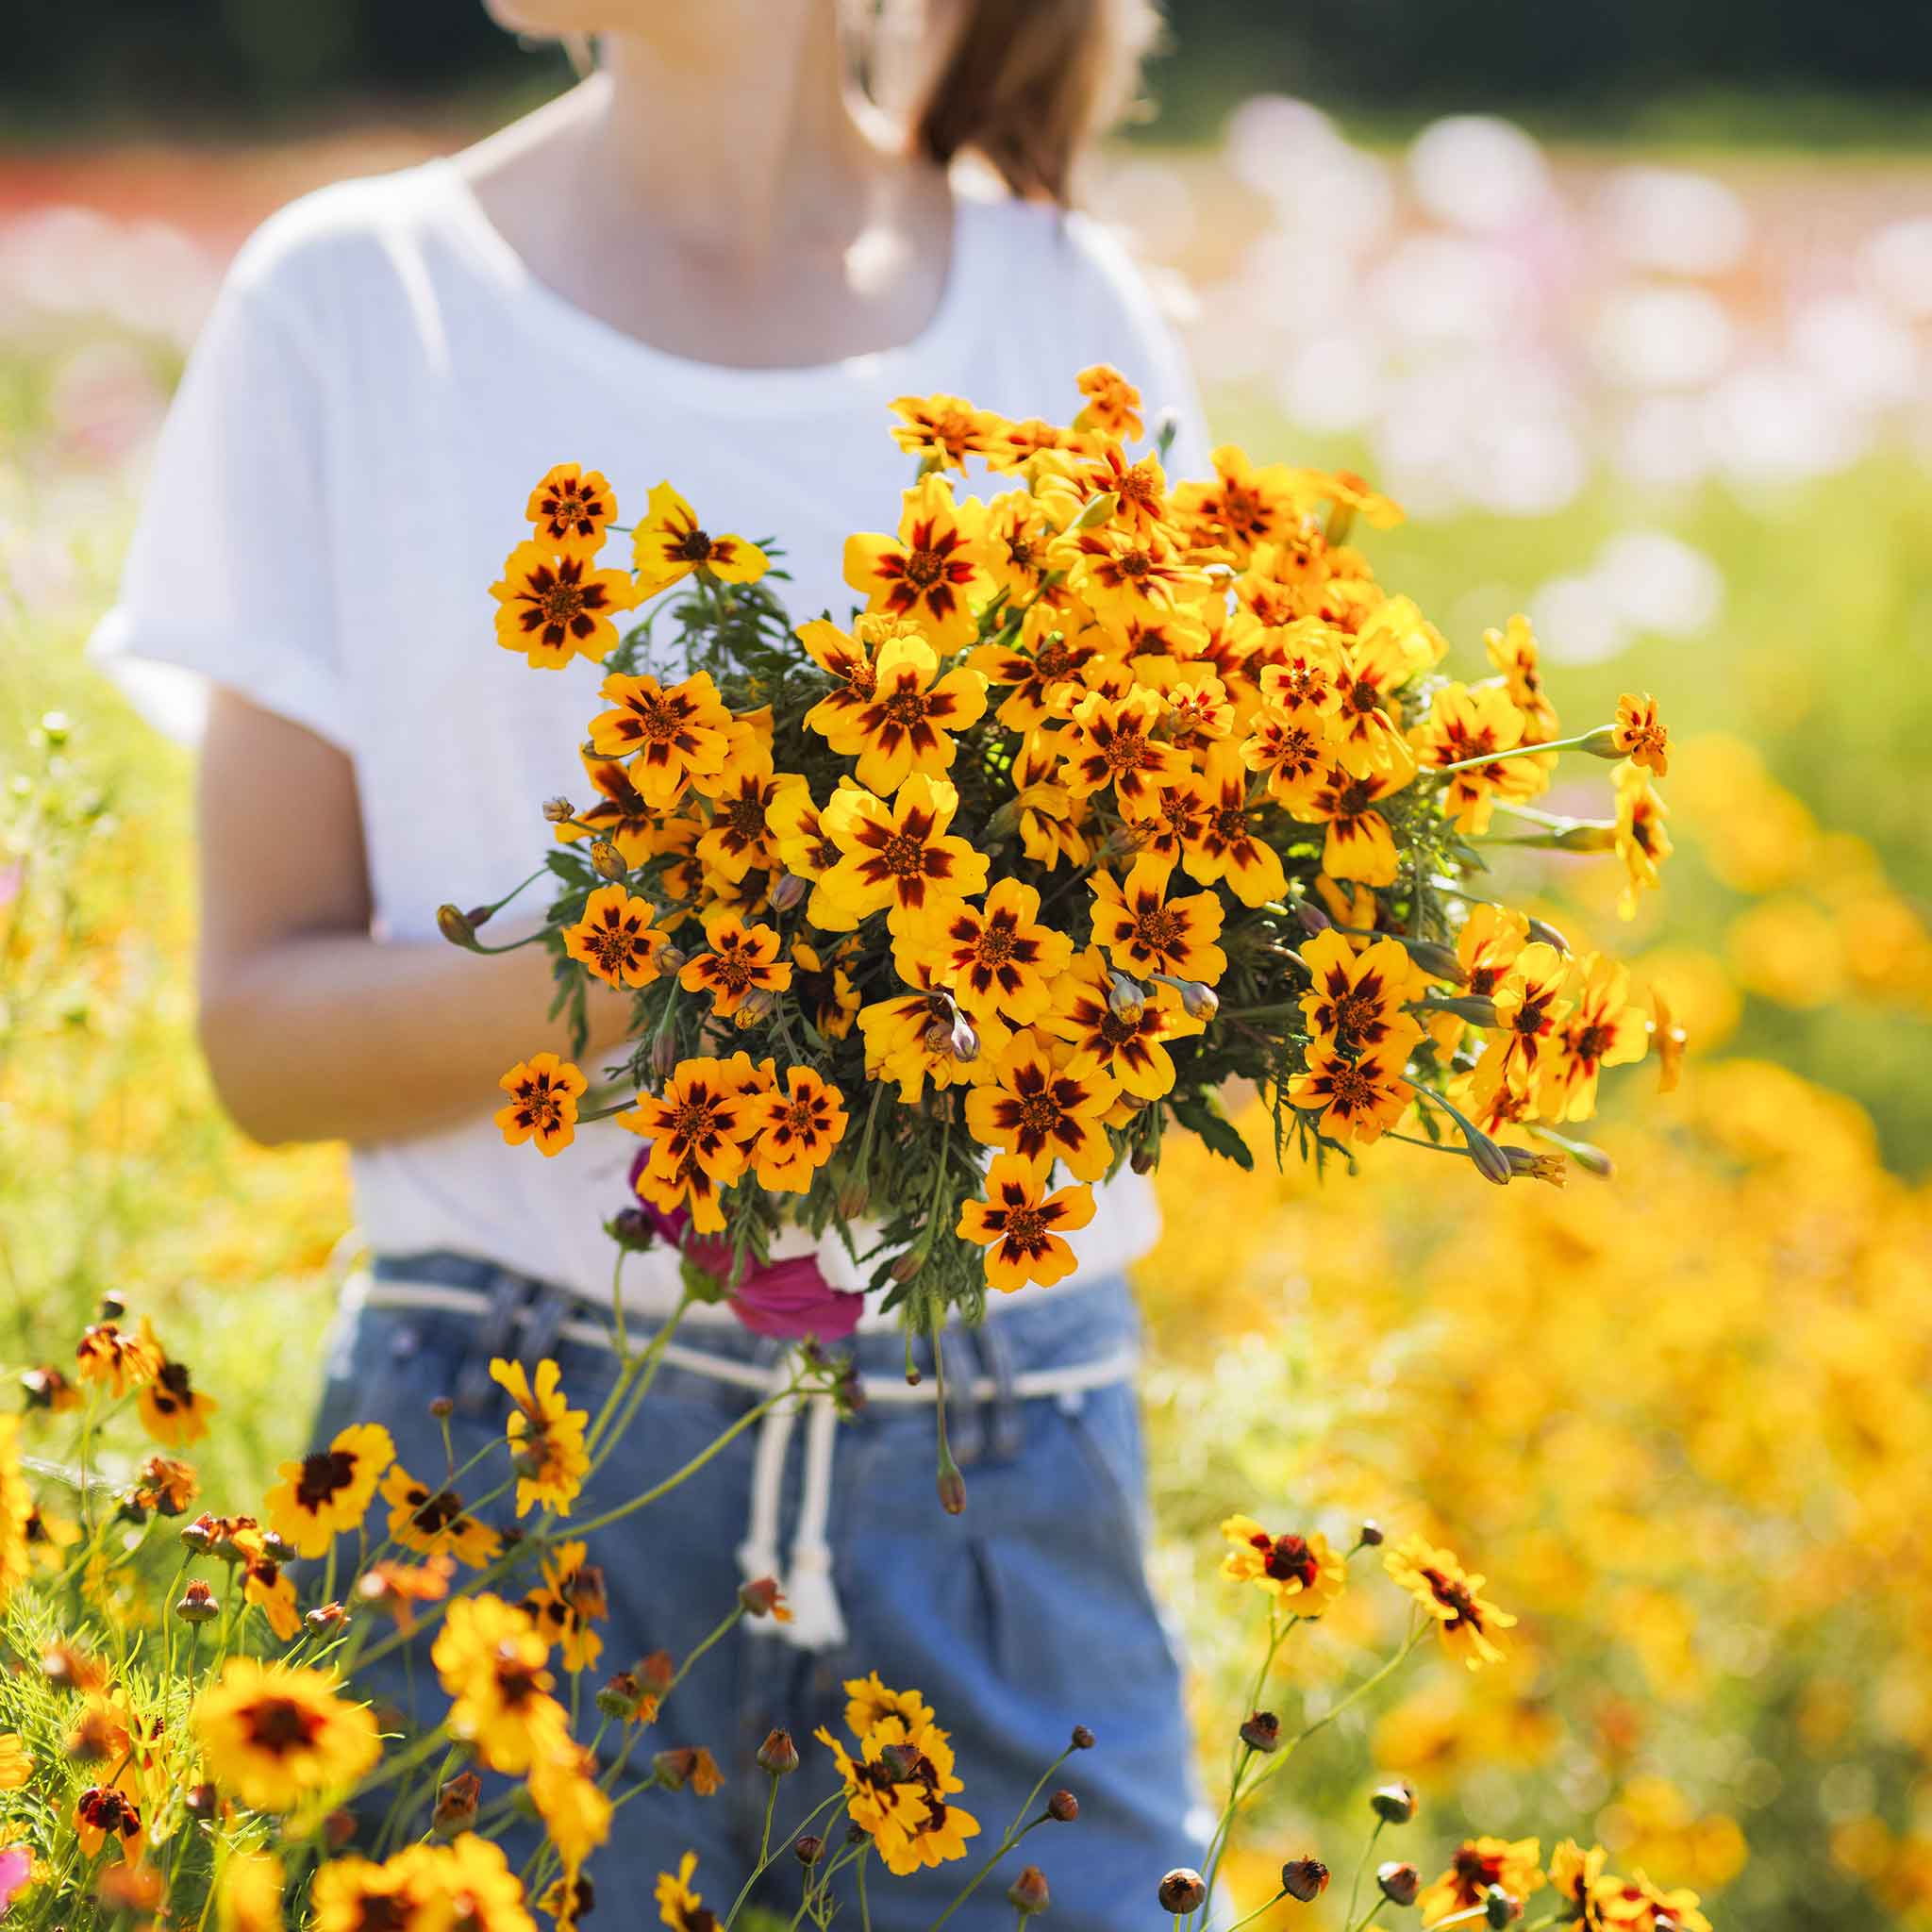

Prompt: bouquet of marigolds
xmin=0 ymin=1311 xmax=1712 ymax=1931
xmin=472 ymin=364 xmax=1677 ymax=1336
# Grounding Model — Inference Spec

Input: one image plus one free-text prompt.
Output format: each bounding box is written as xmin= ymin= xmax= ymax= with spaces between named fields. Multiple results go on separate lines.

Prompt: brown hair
xmin=903 ymin=0 xmax=1162 ymax=204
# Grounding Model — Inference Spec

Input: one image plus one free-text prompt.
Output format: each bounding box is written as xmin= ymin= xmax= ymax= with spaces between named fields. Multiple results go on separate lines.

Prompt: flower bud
xmin=1505 ymin=1146 xmax=1567 ymax=1187
xmin=1563 ymin=1137 xmax=1615 ymax=1179
xmin=734 ymin=991 xmax=777 ymax=1029
xmin=654 ymin=944 xmax=689 ymax=975
xmin=1377 ymin=1862 xmax=1421 ymax=1907
xmin=1525 ymin=915 xmax=1571 ymax=955
xmin=1402 ymin=940 xmax=1466 ymax=984
xmin=1158 ymin=1870 xmax=1207 ymax=1914
xmin=1484 ymin=1884 xmax=1521 ymax=1927
xmin=1550 ymin=823 xmax=1617 ymax=853
xmin=1070 ymin=490 xmax=1120 ymax=532
xmin=938 ymin=1466 xmax=968 ymax=1516
xmin=1428 ymin=994 xmax=1501 ymax=1027
xmin=463 ymin=904 xmax=493 ymax=930
xmin=879 ymin=1743 xmax=922 ymax=1782
xmin=20 ymin=1365 xmax=75 ymax=1409
xmin=794 ymin=1835 xmax=824 ymax=1867
xmin=651 ymin=1748 xmax=692 ymax=1790
xmin=1464 ymin=1126 xmax=1512 ymax=1187
xmin=305 ymin=1602 xmax=348 ymax=1633
xmin=1070 ymin=1724 xmax=1095 ymax=1750
xmin=98 ymin=1292 xmax=126 ymax=1322
xmin=175 ymin=1580 xmax=218 ymax=1624
xmin=1008 ymin=1867 xmax=1051 ymax=1916
xmin=542 ymin=796 xmax=576 ymax=824
xmin=1293 ymin=900 xmax=1333 ymax=936
xmin=837 ymin=1178 xmax=871 ymax=1220
xmin=740 ymin=1576 xmax=786 ymax=1620
xmin=1130 ymin=1144 xmax=1157 ymax=1175
xmin=1358 ymin=1521 xmax=1386 ymax=1550
xmin=1171 ymin=978 xmax=1219 ymax=1023
xmin=179 ymin=1514 xmax=217 ymax=1555
xmin=1280 ymin=1857 xmax=1329 ymax=1903
xmin=1577 ymin=725 xmax=1622 ymax=759
xmin=892 ymin=1249 xmax=925 ymax=1284
xmin=1047 ymin=1789 xmax=1079 ymax=1823
xmin=639 ymin=1651 xmax=676 ymax=1695
xmin=1108 ymin=973 xmax=1146 ymax=1023
xmin=433 ymin=1771 xmax=481 ymax=1839
xmin=948 ymin=1011 xmax=980 ymax=1062
xmin=1239 ymin=1711 xmax=1281 ymax=1754
xmin=595 ymin=1673 xmax=641 ymax=1721
xmin=651 ymin=1029 xmax=683 ymax=1078
xmin=769 ymin=872 xmax=808 ymax=912
xmin=589 ymin=838 xmax=627 ymax=880
xmin=436 ymin=904 xmax=479 ymax=949
xmin=325 ymin=1809 xmax=358 ymax=1851
xmin=757 ymin=1728 xmax=800 ymax=1776
xmin=1369 ymin=1779 xmax=1414 ymax=1823
xmin=184 ymin=1783 xmax=217 ymax=1820
xmin=428 ymin=1395 xmax=454 ymax=1421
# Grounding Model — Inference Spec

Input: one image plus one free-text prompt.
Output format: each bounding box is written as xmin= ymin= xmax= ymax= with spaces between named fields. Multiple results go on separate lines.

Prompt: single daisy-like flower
xmin=491 ymin=542 xmax=635 ymax=670
xmin=74 ymin=1321 xmax=160 ymax=1398
xmin=521 ymin=1541 xmax=608 ymax=1674
xmin=433 ymin=1595 xmax=570 ymax=1775
xmin=494 ymin=1053 xmax=588 ymax=1158
xmin=957 ymin=1155 xmax=1096 ymax=1293
xmin=192 ymin=1659 xmax=381 ymax=1813
xmin=916 ymin=878 xmax=1073 ymax=1028
xmin=632 ymin=482 xmax=767 ymax=598
xmin=1489 ymin=941 xmax=1574 ymax=1100
xmin=809 ymin=632 xmax=988 ymax=794
xmin=1410 ymin=681 xmax=1551 ymax=834
xmin=677 ymin=913 xmax=791 ymax=1019
xmin=744 ymin=1067 xmax=849 ymax=1193
xmin=963 ymin=1037 xmax=1119 ymax=1182
xmin=655 ymin=1851 xmax=709 ymax=1932
xmin=1297 ymin=931 xmax=1424 ymax=1060
xmin=620 ymin=1058 xmax=752 ymax=1191
xmin=1180 ymin=741 xmax=1289 ymax=906
xmin=491 ymin=1357 xmax=590 ymax=1518
xmin=1291 ymin=760 xmax=1407 ymax=888
xmin=1058 ymin=686 xmax=1189 ymax=809
xmin=584 ymin=669 xmax=733 ymax=806
xmin=1416 ymin=1838 xmax=1544 ymax=1926
xmin=889 ymin=392 xmax=1003 ymax=472
xmin=1172 ymin=444 xmax=1303 ymax=560
xmin=525 ymin=463 xmax=616 ymax=557
xmin=1057 ymin=524 xmax=1210 ymax=647
xmin=1041 ymin=946 xmax=1203 ymax=1100
xmin=74 ymin=1785 xmax=142 ymax=1861
xmin=1218 ymin=1514 xmax=1348 ymax=1612
xmin=843 ymin=1674 xmax=936 ymax=1740
xmin=264 ymin=1423 xmax=393 ymax=1559
xmin=1613 ymin=759 xmax=1673 ymax=919
xmin=1074 ymin=362 xmax=1143 ymax=441
xmin=1545 ymin=953 xmax=1649 ymax=1124
xmin=1287 ymin=1038 xmax=1413 ymax=1147
xmin=843 ymin=474 xmax=991 ymax=651
xmin=309 ymin=1849 xmax=445 ymax=1932
xmin=819 ymin=774 xmax=991 ymax=934
xmin=379 ymin=1464 xmax=503 ymax=1570
xmin=132 ymin=1319 xmax=219 ymax=1448
xmin=1484 ymin=613 xmax=1559 ymax=740
xmin=1612 ymin=691 xmax=1669 ymax=775
xmin=1384 ymin=1534 xmax=1518 ymax=1672
xmin=969 ymin=608 xmax=1110 ymax=734
xmin=563 ymin=884 xmax=667 ymax=991
xmin=1089 ymin=854 xmax=1227 ymax=984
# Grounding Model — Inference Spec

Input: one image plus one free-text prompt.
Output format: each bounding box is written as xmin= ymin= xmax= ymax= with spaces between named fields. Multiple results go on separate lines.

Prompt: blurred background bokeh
xmin=3 ymin=4 xmax=1928 ymax=1927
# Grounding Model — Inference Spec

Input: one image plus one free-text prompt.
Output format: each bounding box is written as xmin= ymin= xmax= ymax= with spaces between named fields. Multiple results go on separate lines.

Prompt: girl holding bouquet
xmin=95 ymin=1 xmax=1208 ymax=1924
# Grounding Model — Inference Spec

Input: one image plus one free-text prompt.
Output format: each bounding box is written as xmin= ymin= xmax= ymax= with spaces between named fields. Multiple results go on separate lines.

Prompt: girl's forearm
xmin=198 ymin=930 xmax=634 ymax=1147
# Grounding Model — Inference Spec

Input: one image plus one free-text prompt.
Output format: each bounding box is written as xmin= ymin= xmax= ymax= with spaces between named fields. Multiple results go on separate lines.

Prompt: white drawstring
xmin=355 ymin=1277 xmax=1138 ymax=1654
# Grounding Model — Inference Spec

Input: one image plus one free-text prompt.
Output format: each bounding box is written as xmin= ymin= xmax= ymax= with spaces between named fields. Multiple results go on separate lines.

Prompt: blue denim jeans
xmin=308 ymin=1252 xmax=1203 ymax=1931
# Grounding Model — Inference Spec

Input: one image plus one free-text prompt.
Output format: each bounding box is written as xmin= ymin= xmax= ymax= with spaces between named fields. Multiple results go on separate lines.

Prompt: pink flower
xmin=0 ymin=1844 xmax=31 ymax=1915
xmin=625 ymin=1152 xmax=865 ymax=1341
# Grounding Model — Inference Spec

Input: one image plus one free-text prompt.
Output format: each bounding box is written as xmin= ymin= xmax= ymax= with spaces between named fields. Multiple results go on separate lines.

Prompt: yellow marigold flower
xmin=192 ymin=1659 xmax=380 ymax=1813
xmin=889 ymin=393 xmax=1003 ymax=472
xmin=632 ymin=481 xmax=767 ymax=597
xmin=810 ymin=631 xmax=988 ymax=794
xmin=820 ymin=774 xmax=990 ymax=933
xmin=1041 ymin=438 xmax=1174 ymax=540
xmin=0 ymin=1420 xmax=30 ymax=1608
xmin=1159 ymin=664 xmax=1235 ymax=750
xmin=21 ymin=1364 xmax=82 ymax=1412
xmin=963 ymin=1035 xmax=1119 ymax=1182
xmin=958 ymin=1155 xmax=1096 ymax=1293
xmin=1182 ymin=741 xmax=1288 ymax=907
xmin=1418 ymin=1837 xmax=1543 ymax=1925
xmin=1456 ymin=903 xmax=1529 ymax=998
xmin=130 ymin=1318 xmax=220 ymax=1448
xmin=1234 ymin=527 xmax=1364 ymax=628
xmin=984 ymin=414 xmax=1076 ymax=473
xmin=1385 ymin=1535 xmax=1519 ymax=1672
xmin=970 ymin=608 xmax=1110 ymax=735
xmin=1411 ymin=682 xmax=1554 ymax=835
xmin=491 ymin=1357 xmax=590 ymax=1518
xmin=216 ymin=1848 xmax=283 ymax=1932
xmin=521 ymin=1541 xmax=608 ymax=1674
xmin=1090 ymin=853 xmax=1227 ymax=984
xmin=310 ymin=1849 xmax=444 ymax=1932
xmin=264 ymin=1423 xmax=393 ymax=1559
xmin=434 ymin=1595 xmax=569 ymax=1774
xmin=1490 ymin=941 xmax=1574 ymax=1100
xmin=494 ymin=1053 xmax=587 ymax=1158
xmin=1058 ymin=686 xmax=1188 ymax=809
xmin=1219 ymin=1514 xmax=1348 ymax=1610
xmin=1546 ymin=1840 xmax=1608 ymax=1919
xmin=1546 ymin=953 xmax=1649 ymax=1124
xmin=858 ymin=974 xmax=995 ymax=1107
xmin=563 ymin=884 xmax=667 ymax=991
xmin=1331 ymin=610 xmax=1432 ymax=783
xmin=741 ymin=1066 xmax=848 ymax=1193
xmin=620 ymin=1058 xmax=753 ymax=1191
xmin=767 ymin=775 xmax=858 ymax=933
xmin=916 ymin=878 xmax=1072 ymax=1027
xmin=797 ymin=614 xmax=883 ymax=741
xmin=1172 ymin=444 xmax=1304 ymax=561
xmin=1287 ymin=1037 xmax=1412 ymax=1146
xmin=525 ymin=463 xmax=616 ymax=558
xmin=791 ymin=938 xmax=861 ymax=1040
xmin=979 ymin=489 xmax=1060 ymax=605
xmin=75 ymin=1320 xmax=161 ymax=1398
xmin=1298 ymin=930 xmax=1425 ymax=1060
xmin=355 ymin=1555 xmax=455 ymax=1634
xmin=1011 ymin=732 xmax=1091 ymax=873
xmin=1613 ymin=691 xmax=1670 ymax=775
xmin=491 ymin=543 xmax=635 ymax=670
xmin=425 ymin=1836 xmax=538 ymax=1932
xmin=1042 ymin=945 xmax=1202 ymax=1100
xmin=584 ymin=669 xmax=733 ymax=805
xmin=1240 ymin=704 xmax=1334 ymax=807
xmin=677 ymin=913 xmax=791 ymax=1019
xmin=1292 ymin=464 xmax=1406 ymax=532
xmin=1592 ymin=1870 xmax=1711 ymax=1932
xmin=74 ymin=1784 xmax=142 ymax=1861
xmin=656 ymin=1851 xmax=708 ymax=1932
xmin=1257 ymin=622 xmax=1350 ymax=716
xmin=529 ymin=1743 xmax=612 ymax=1901
xmin=1484 ymin=613 xmax=1559 ymax=740
xmin=1292 ymin=761 xmax=1406 ymax=888
xmin=233 ymin=1527 xmax=302 ymax=1642
xmin=381 ymin=1463 xmax=503 ymax=1570
xmin=693 ymin=752 xmax=784 ymax=884
xmin=0 ymin=1735 xmax=29 ymax=1791
xmin=844 ymin=474 xmax=990 ymax=650
xmin=539 ymin=1872 xmax=594 ymax=1932
xmin=844 ymin=1673 xmax=935 ymax=1740
xmin=1614 ymin=759 xmax=1673 ymax=920
xmin=1074 ymin=362 xmax=1142 ymax=441
xmin=1057 ymin=524 xmax=1210 ymax=646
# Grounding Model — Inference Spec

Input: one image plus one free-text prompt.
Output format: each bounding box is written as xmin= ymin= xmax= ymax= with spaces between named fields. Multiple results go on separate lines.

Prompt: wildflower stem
xmin=719 ymin=1789 xmax=844 ymax=1930
xmin=584 ymin=1289 xmax=695 ymax=1465
xmin=1002 ymin=1745 xmax=1072 ymax=1844
xmin=1222 ymin=1890 xmax=1289 ymax=1932
xmin=572 ymin=1388 xmax=797 ymax=1536
xmin=350 ymin=1721 xmax=452 ymax=1801
xmin=1427 ymin=727 xmax=1608 ymax=776
xmin=1342 ymin=1815 xmax=1388 ymax=1929
xmin=923 ymin=1814 xmax=1047 ymax=1932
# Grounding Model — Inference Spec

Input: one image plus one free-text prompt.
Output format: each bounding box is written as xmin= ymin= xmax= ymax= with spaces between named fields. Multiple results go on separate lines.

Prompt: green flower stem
xmin=350 ymin=1721 xmax=452 ymax=1802
xmin=1342 ymin=1815 xmax=1388 ymax=1929
xmin=585 ymin=1288 xmax=694 ymax=1463
xmin=719 ymin=1788 xmax=844 ymax=1931
xmin=572 ymin=1388 xmax=797 ymax=1537
xmin=922 ymin=1813 xmax=1049 ymax=1932
xmin=1426 ymin=727 xmax=1609 ymax=776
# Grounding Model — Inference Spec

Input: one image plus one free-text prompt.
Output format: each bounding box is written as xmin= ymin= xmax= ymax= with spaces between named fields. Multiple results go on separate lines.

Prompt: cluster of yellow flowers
xmin=480 ymin=368 xmax=1682 ymax=1308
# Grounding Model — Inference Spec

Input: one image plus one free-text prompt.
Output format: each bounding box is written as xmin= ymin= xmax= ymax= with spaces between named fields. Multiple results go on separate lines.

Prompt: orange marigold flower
xmin=1385 ymin=1535 xmax=1519 ymax=1673
xmin=563 ymin=885 xmax=668 ymax=991
xmin=1418 ymin=1838 xmax=1543 ymax=1925
xmin=914 ymin=879 xmax=1073 ymax=1028
xmin=522 ymin=1541 xmax=609 ymax=1674
xmin=585 ymin=670 xmax=733 ymax=806
xmin=1297 ymin=930 xmax=1425 ymax=1060
xmin=491 ymin=542 xmax=635 ymax=669
xmin=133 ymin=1319 xmax=218 ymax=1446
xmin=677 ymin=913 xmax=791 ymax=1019
xmin=819 ymin=774 xmax=991 ymax=934
xmin=844 ymin=474 xmax=991 ymax=651
xmin=1410 ymin=682 xmax=1552 ymax=835
xmin=1171 ymin=444 xmax=1303 ymax=561
xmin=75 ymin=1321 xmax=160 ymax=1398
xmin=963 ymin=1037 xmax=1119 ymax=1182
xmin=1041 ymin=946 xmax=1202 ymax=1100
xmin=1089 ymin=854 xmax=1227 ymax=984
xmin=1545 ymin=954 xmax=1649 ymax=1123
xmin=1058 ymin=687 xmax=1189 ymax=810
xmin=494 ymin=1053 xmax=587 ymax=1157
xmin=1291 ymin=761 xmax=1407 ymax=888
xmin=1484 ymin=613 xmax=1559 ymax=740
xmin=1218 ymin=1514 xmax=1348 ymax=1611
xmin=1286 ymin=1037 xmax=1411 ymax=1146
xmin=1490 ymin=941 xmax=1574 ymax=1100
xmin=620 ymin=1058 xmax=753 ymax=1191
xmin=957 ymin=1155 xmax=1096 ymax=1293
xmin=744 ymin=1067 xmax=849 ymax=1193
xmin=1074 ymin=362 xmax=1143 ymax=441
xmin=632 ymin=482 xmax=767 ymax=597
xmin=380 ymin=1464 xmax=502 ymax=1570
xmin=1180 ymin=741 xmax=1288 ymax=907
xmin=1613 ymin=760 xmax=1673 ymax=921
xmin=888 ymin=393 xmax=1003 ymax=473
xmin=969 ymin=609 xmax=1110 ymax=735
xmin=525 ymin=463 xmax=616 ymax=557
xmin=1056 ymin=524 xmax=1210 ymax=646
xmin=809 ymin=631 xmax=988 ymax=794
xmin=1612 ymin=691 xmax=1669 ymax=775
xmin=74 ymin=1785 xmax=142 ymax=1861
xmin=491 ymin=1358 xmax=590 ymax=1518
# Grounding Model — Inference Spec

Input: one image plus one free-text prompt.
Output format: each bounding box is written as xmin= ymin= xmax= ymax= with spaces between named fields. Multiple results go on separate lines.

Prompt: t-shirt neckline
xmin=425 ymin=153 xmax=979 ymax=412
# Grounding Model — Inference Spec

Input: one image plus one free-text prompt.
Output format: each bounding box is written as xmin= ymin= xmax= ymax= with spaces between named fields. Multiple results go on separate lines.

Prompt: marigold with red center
xmin=1296 ymin=930 xmax=1425 ymax=1060
xmin=1292 ymin=760 xmax=1406 ymax=887
xmin=1489 ymin=941 xmax=1574 ymax=1100
xmin=858 ymin=970 xmax=999 ymax=1107
xmin=494 ymin=1052 xmax=587 ymax=1157
xmin=1057 ymin=524 xmax=1210 ymax=646
xmin=1123 ymin=774 xmax=1208 ymax=869
xmin=1484 ymin=613 xmax=1559 ymax=740
xmin=971 ymin=609 xmax=1111 ymax=734
xmin=310 ymin=1848 xmax=446 ymax=1932
xmin=977 ymin=489 xmax=1060 ymax=604
xmin=1180 ymin=741 xmax=1288 ymax=907
xmin=585 ymin=670 xmax=732 ymax=806
xmin=744 ymin=1067 xmax=849 ymax=1193
xmin=380 ymin=1463 xmax=503 ymax=1570
xmin=958 ymin=1156 xmax=1096 ymax=1293
xmin=74 ymin=1321 xmax=160 ymax=1398
xmin=1158 ymin=665 xmax=1235 ymax=749
xmin=798 ymin=613 xmax=897 ymax=741
xmin=491 ymin=542 xmax=635 ymax=669
xmin=521 ymin=1540 xmax=609 ymax=1674
xmin=563 ymin=884 xmax=667 ymax=991
xmin=816 ymin=1700 xmax=980 ymax=1879
xmin=1241 ymin=703 xmax=1334 ymax=806
xmin=1545 ymin=953 xmax=1649 ymax=1123
xmin=1455 ymin=904 xmax=1528 ymax=999
xmin=1612 ymin=691 xmax=1669 ymax=775
xmin=915 ymin=878 xmax=1072 ymax=1028
xmin=1218 ymin=1514 xmax=1348 ymax=1611
xmin=691 ymin=755 xmax=786 ymax=883
xmin=1411 ymin=682 xmax=1553 ymax=834
xmin=620 ymin=1058 xmax=753 ymax=1193
xmin=632 ymin=481 xmax=767 ymax=597
xmin=1329 ymin=612 xmax=1431 ymax=783
xmin=525 ymin=462 xmax=616 ymax=557
xmin=1058 ymin=686 xmax=1188 ymax=810
xmin=232 ymin=1526 xmax=302 ymax=1641
xmin=677 ymin=913 xmax=791 ymax=1019
xmin=264 ymin=1422 xmax=393 ymax=1559
xmin=1041 ymin=947 xmax=1203 ymax=1100
xmin=192 ymin=1659 xmax=380 ymax=1813
xmin=1385 ymin=1534 xmax=1518 ymax=1672
xmin=963 ymin=1037 xmax=1119 ymax=1181
xmin=1417 ymin=1838 xmax=1544 ymax=1925
xmin=74 ymin=1784 xmax=142 ymax=1860
xmin=1288 ymin=1037 xmax=1412 ymax=1146
xmin=1614 ymin=759 xmax=1673 ymax=919
xmin=984 ymin=414 xmax=1074 ymax=473
xmin=491 ymin=1357 xmax=590 ymax=1517
xmin=1040 ymin=438 xmax=1174 ymax=541
xmin=844 ymin=473 xmax=990 ymax=651
xmin=134 ymin=1318 xmax=218 ymax=1448
xmin=888 ymin=392 xmax=1003 ymax=472
xmin=1170 ymin=444 xmax=1302 ymax=560
xmin=1074 ymin=362 xmax=1142 ymax=441
xmin=1591 ymin=1869 xmax=1711 ymax=1932
xmin=1090 ymin=854 xmax=1227 ymax=984
xmin=811 ymin=632 xmax=989 ymax=794
xmin=819 ymin=774 xmax=991 ymax=933
xmin=433 ymin=1594 xmax=570 ymax=1774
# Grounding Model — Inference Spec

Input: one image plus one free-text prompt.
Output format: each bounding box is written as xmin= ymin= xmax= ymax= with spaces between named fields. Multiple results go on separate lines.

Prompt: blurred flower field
xmin=2 ymin=108 xmax=1929 ymax=1930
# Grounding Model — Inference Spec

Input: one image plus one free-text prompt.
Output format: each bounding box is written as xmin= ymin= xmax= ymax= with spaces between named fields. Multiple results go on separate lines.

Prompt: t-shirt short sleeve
xmin=88 ymin=243 xmax=352 ymax=758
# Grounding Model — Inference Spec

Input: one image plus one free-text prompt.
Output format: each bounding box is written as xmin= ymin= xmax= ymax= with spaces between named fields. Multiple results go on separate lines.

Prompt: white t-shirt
xmin=91 ymin=155 xmax=1208 ymax=1317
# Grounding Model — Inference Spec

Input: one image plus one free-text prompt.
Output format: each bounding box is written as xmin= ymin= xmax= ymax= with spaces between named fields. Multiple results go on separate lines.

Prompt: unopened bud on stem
xmin=589 ymin=838 xmax=627 ymax=880
xmin=1158 ymin=1870 xmax=1207 ymax=1914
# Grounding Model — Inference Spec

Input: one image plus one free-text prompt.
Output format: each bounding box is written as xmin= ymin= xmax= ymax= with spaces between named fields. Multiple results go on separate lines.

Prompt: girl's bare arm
xmin=194 ymin=689 xmax=633 ymax=1146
